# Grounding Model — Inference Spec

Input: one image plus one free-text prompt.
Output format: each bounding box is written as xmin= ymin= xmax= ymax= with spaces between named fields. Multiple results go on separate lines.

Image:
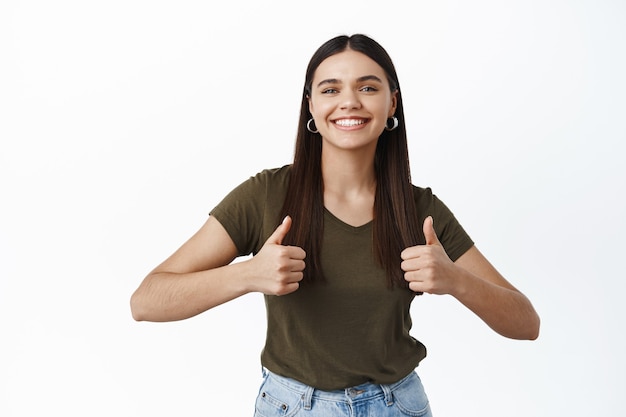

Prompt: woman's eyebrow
xmin=356 ymin=75 xmax=383 ymax=84
xmin=316 ymin=78 xmax=341 ymax=88
xmin=316 ymin=75 xmax=383 ymax=88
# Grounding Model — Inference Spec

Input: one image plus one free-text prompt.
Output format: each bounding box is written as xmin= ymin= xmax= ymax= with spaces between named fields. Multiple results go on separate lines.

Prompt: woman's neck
xmin=321 ymin=150 xmax=376 ymax=227
xmin=322 ymin=153 xmax=375 ymax=193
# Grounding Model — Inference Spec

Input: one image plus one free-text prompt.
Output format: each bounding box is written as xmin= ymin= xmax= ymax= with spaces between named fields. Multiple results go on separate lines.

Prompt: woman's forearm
xmin=451 ymin=266 xmax=540 ymax=340
xmin=130 ymin=261 xmax=252 ymax=322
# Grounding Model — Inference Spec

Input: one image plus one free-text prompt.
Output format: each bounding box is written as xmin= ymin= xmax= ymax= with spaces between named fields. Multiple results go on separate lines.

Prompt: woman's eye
xmin=321 ymin=88 xmax=338 ymax=94
xmin=360 ymin=86 xmax=378 ymax=92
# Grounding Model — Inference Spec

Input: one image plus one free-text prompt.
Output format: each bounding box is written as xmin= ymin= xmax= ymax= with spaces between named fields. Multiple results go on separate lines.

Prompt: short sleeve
xmin=209 ymin=176 xmax=265 ymax=256
xmin=413 ymin=186 xmax=474 ymax=262
xmin=209 ymin=166 xmax=291 ymax=256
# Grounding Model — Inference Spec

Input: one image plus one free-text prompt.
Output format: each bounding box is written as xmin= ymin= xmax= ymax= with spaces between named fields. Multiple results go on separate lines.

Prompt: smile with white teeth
xmin=334 ymin=119 xmax=367 ymax=127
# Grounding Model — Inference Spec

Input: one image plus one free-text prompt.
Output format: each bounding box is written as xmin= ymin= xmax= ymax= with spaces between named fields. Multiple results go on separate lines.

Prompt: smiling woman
xmin=130 ymin=33 xmax=539 ymax=417
xmin=308 ymin=51 xmax=397 ymax=156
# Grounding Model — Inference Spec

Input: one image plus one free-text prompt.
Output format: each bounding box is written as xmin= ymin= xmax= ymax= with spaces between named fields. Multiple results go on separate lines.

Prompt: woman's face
xmin=308 ymin=49 xmax=397 ymax=154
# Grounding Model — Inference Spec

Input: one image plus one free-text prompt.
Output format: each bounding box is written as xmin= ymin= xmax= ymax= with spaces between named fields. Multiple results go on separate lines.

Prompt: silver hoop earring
xmin=385 ymin=116 xmax=399 ymax=131
xmin=307 ymin=118 xmax=319 ymax=134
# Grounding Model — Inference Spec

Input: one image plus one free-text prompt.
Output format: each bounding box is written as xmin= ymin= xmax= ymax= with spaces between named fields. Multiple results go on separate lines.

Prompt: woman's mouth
xmin=333 ymin=118 xmax=368 ymax=127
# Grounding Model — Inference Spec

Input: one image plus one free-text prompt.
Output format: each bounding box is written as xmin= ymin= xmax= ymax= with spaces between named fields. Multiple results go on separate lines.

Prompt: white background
xmin=1 ymin=1 xmax=625 ymax=416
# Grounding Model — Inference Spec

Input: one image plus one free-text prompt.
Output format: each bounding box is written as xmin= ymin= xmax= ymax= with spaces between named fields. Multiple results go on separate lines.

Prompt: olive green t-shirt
xmin=210 ymin=165 xmax=474 ymax=390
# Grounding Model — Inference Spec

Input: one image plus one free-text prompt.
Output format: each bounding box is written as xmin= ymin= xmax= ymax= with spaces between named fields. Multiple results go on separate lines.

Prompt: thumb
xmin=266 ymin=215 xmax=292 ymax=245
xmin=423 ymin=216 xmax=441 ymax=246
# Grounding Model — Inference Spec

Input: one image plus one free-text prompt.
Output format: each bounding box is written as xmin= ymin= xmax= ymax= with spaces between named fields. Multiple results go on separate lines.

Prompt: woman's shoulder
xmin=216 ymin=165 xmax=292 ymax=203
xmin=233 ymin=164 xmax=292 ymax=201
xmin=248 ymin=164 xmax=292 ymax=184
xmin=410 ymin=184 xmax=451 ymax=218
xmin=410 ymin=184 xmax=434 ymax=204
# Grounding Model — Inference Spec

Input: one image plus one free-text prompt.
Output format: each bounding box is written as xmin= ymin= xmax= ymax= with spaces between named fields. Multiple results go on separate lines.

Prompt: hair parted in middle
xmin=279 ymin=33 xmax=423 ymax=289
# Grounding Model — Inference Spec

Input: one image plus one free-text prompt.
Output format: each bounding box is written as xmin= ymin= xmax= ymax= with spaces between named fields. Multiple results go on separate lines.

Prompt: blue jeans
xmin=254 ymin=369 xmax=433 ymax=417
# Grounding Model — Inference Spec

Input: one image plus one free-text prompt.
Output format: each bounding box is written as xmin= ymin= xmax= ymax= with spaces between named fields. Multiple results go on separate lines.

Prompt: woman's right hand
xmin=246 ymin=216 xmax=306 ymax=296
xmin=131 ymin=215 xmax=306 ymax=322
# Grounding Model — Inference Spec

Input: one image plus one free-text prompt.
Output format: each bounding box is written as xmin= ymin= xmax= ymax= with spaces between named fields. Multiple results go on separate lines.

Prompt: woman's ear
xmin=389 ymin=90 xmax=398 ymax=117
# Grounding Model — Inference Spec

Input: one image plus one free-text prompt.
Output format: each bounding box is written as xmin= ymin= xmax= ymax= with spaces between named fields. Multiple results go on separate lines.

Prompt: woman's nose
xmin=340 ymin=90 xmax=362 ymax=109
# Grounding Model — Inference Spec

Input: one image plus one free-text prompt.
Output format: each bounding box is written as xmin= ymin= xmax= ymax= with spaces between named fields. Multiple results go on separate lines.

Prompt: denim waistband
xmin=262 ymin=369 xmax=414 ymax=410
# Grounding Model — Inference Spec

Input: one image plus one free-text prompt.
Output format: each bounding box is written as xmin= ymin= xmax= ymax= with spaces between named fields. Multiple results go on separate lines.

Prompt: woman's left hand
xmin=402 ymin=216 xmax=540 ymax=340
xmin=400 ymin=216 xmax=459 ymax=295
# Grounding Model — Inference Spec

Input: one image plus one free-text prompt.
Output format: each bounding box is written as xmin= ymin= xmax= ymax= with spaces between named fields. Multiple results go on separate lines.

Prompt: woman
xmin=131 ymin=34 xmax=540 ymax=416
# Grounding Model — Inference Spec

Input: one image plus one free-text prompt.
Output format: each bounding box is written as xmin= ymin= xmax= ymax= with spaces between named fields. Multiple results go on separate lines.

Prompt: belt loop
xmin=380 ymin=384 xmax=394 ymax=406
xmin=302 ymin=386 xmax=314 ymax=410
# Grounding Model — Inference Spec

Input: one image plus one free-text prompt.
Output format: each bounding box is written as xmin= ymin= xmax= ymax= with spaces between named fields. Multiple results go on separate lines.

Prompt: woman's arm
xmin=401 ymin=216 xmax=540 ymax=340
xmin=450 ymin=246 xmax=540 ymax=340
xmin=130 ymin=216 xmax=306 ymax=322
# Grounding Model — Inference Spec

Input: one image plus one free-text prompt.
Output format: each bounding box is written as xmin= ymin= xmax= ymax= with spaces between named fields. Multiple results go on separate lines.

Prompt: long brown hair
xmin=279 ymin=34 xmax=422 ymax=288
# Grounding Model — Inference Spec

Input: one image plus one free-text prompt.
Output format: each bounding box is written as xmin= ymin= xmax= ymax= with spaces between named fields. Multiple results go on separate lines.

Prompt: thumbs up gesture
xmin=401 ymin=216 xmax=457 ymax=295
xmin=249 ymin=216 xmax=306 ymax=296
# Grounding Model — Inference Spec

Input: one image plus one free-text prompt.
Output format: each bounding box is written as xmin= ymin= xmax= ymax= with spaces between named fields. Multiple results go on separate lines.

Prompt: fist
xmin=400 ymin=216 xmax=455 ymax=295
xmin=252 ymin=216 xmax=306 ymax=296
